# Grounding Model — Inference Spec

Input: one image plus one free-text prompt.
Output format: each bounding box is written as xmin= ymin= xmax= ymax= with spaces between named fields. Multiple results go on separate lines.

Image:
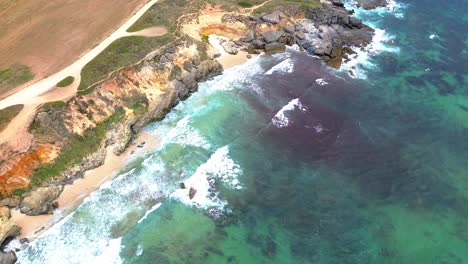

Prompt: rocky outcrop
xmin=0 ymin=198 xmax=19 ymax=209
xmin=221 ymin=41 xmax=239 ymax=55
xmin=0 ymin=207 xmax=19 ymax=264
xmin=261 ymin=11 xmax=286 ymax=24
xmin=264 ymin=43 xmax=286 ymax=54
xmin=300 ymin=5 xmax=373 ymax=67
xmin=354 ymin=0 xmax=387 ymax=9
xmin=0 ymin=208 xmax=19 ymax=247
xmin=19 ymin=186 xmax=63 ymax=215
xmin=262 ymin=31 xmax=283 ymax=43
xmin=0 ymin=251 xmax=16 ymax=264
xmin=238 ymin=3 xmax=373 ymax=68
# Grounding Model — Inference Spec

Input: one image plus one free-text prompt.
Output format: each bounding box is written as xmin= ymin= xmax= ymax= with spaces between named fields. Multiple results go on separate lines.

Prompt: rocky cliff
xmin=0 ymin=37 xmax=222 ymax=210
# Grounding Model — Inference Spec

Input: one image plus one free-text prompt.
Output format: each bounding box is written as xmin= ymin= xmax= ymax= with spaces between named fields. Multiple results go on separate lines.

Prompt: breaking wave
xmin=170 ymin=146 xmax=243 ymax=210
xmin=272 ymin=98 xmax=307 ymax=128
xmin=265 ymin=58 xmax=295 ymax=75
xmin=340 ymin=0 xmax=406 ymax=78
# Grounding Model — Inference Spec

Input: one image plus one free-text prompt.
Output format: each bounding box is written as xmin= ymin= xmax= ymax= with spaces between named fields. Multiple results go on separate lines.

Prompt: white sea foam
xmin=171 ymin=146 xmax=242 ymax=209
xmin=339 ymin=0 xmax=406 ymax=78
xmin=161 ymin=116 xmax=211 ymax=149
xmin=287 ymin=44 xmax=302 ymax=52
xmin=429 ymin=34 xmax=438 ymax=40
xmin=386 ymin=0 xmax=406 ymax=18
xmin=315 ymin=78 xmax=328 ymax=86
xmin=345 ymin=0 xmax=407 ymax=20
xmin=272 ymin=98 xmax=307 ymax=128
xmin=341 ymin=28 xmax=399 ymax=79
xmin=4 ymin=239 xmax=23 ymax=253
xmin=93 ymin=238 xmax=123 ymax=264
xmin=138 ymin=203 xmax=162 ymax=224
xmin=16 ymin=159 xmax=165 ymax=264
xmin=313 ymin=123 xmax=326 ymax=133
xmin=136 ymin=244 xmax=144 ymax=256
xmin=205 ymin=56 xmax=264 ymax=91
xmin=265 ymin=58 xmax=295 ymax=75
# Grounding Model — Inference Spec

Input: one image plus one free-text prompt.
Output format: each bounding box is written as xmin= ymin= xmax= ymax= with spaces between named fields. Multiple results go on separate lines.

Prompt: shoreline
xmin=10 ymin=42 xmax=253 ymax=241
xmin=11 ymin=131 xmax=159 ymax=239
xmin=2 ymin=1 xmax=386 ymax=259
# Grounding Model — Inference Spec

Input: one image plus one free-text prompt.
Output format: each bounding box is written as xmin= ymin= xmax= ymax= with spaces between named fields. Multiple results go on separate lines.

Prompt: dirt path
xmin=0 ymin=0 xmax=150 ymax=99
xmin=0 ymin=0 xmax=162 ymax=111
xmin=0 ymin=0 xmax=166 ymax=150
xmin=128 ymin=26 xmax=168 ymax=37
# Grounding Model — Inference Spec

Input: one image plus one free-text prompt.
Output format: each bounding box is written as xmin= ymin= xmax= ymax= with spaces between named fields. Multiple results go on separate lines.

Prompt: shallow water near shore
xmin=17 ymin=0 xmax=468 ymax=263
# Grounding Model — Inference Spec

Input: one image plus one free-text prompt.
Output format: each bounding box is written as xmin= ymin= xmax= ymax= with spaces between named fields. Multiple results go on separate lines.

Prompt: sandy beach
xmin=11 ymin=131 xmax=160 ymax=239
xmin=210 ymin=35 xmax=253 ymax=69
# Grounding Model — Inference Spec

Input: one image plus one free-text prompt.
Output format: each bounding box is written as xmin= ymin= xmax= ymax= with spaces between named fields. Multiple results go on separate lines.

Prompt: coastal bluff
xmin=0 ymin=0 xmax=382 ymax=259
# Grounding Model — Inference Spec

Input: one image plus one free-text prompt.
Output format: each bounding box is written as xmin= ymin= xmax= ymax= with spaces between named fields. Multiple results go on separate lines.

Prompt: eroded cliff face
xmin=0 ymin=146 xmax=58 ymax=196
xmin=0 ymin=38 xmax=222 ymax=200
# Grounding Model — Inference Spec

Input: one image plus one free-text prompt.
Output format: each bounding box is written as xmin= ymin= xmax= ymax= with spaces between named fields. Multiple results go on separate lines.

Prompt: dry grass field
xmin=0 ymin=0 xmax=147 ymax=98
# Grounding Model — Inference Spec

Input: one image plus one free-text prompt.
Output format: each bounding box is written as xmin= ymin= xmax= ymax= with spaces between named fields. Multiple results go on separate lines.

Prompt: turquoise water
xmin=17 ymin=0 xmax=468 ymax=263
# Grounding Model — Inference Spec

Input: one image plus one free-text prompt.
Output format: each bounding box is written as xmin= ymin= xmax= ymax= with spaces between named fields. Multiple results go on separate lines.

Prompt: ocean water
xmin=17 ymin=0 xmax=468 ymax=263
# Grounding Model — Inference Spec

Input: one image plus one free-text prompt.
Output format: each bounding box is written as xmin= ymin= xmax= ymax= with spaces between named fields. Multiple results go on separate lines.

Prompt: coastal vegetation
xmin=0 ymin=104 xmax=24 ymax=132
xmin=237 ymin=1 xmax=254 ymax=8
xmin=29 ymin=108 xmax=126 ymax=188
xmin=254 ymin=0 xmax=323 ymax=13
xmin=40 ymin=101 xmax=68 ymax=110
xmin=127 ymin=0 xmax=188 ymax=33
xmin=78 ymin=34 xmax=174 ymax=91
xmin=0 ymin=65 xmax=33 ymax=96
xmin=56 ymin=76 xmax=74 ymax=87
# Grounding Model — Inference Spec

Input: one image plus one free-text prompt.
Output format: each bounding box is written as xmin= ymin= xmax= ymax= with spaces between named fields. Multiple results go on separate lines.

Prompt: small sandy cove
xmin=11 ymin=131 xmax=159 ymax=239
xmin=11 ymin=42 xmax=255 ymax=240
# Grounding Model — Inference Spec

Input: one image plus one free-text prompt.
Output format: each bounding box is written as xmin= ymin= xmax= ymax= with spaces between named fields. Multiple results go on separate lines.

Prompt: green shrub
xmin=238 ymin=1 xmax=253 ymax=7
xmin=41 ymin=101 xmax=67 ymax=109
xmin=56 ymin=76 xmax=74 ymax=87
xmin=12 ymin=189 xmax=26 ymax=197
xmin=128 ymin=0 xmax=189 ymax=33
xmin=30 ymin=109 xmax=126 ymax=187
xmin=0 ymin=104 xmax=24 ymax=132
xmin=79 ymin=34 xmax=174 ymax=91
xmin=254 ymin=0 xmax=322 ymax=13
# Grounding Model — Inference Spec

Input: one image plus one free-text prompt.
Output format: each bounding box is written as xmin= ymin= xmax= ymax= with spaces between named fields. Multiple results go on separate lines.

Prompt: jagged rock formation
xmin=236 ymin=3 xmax=373 ymax=68
xmin=19 ymin=186 xmax=62 ymax=215
xmin=0 ymin=208 xmax=19 ymax=264
xmin=0 ymin=251 xmax=16 ymax=264
xmin=354 ymin=0 xmax=388 ymax=10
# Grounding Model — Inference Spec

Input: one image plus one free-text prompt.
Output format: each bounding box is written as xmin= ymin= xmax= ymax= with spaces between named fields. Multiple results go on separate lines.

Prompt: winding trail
xmin=0 ymin=0 xmax=165 ymax=150
xmin=0 ymin=0 xmax=162 ymax=111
